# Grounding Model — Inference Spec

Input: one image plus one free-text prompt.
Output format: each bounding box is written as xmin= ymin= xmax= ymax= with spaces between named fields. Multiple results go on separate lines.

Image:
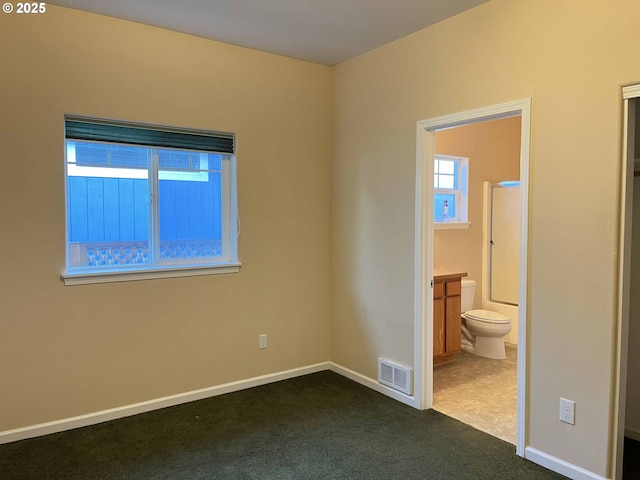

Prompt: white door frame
xmin=613 ymin=84 xmax=639 ymax=479
xmin=413 ymin=98 xmax=531 ymax=457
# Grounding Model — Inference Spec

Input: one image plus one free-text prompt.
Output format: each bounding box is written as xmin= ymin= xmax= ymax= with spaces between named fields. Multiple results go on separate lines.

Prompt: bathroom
xmin=432 ymin=115 xmax=521 ymax=444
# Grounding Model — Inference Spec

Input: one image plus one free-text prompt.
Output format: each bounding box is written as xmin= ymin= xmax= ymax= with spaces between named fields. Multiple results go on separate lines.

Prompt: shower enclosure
xmin=482 ymin=181 xmax=520 ymax=344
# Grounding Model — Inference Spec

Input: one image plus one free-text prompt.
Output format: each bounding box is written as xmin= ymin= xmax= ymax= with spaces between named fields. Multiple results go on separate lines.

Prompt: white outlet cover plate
xmin=560 ymin=398 xmax=575 ymax=425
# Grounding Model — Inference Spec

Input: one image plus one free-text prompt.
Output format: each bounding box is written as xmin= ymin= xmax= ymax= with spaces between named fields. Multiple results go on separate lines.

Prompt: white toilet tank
xmin=461 ymin=279 xmax=476 ymax=313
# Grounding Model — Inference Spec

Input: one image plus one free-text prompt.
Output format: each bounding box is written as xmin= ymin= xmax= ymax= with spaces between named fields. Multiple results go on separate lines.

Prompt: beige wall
xmin=434 ymin=117 xmax=521 ymax=310
xmin=332 ymin=0 xmax=640 ymax=476
xmin=2 ymin=1 xmax=639 ymax=477
xmin=0 ymin=6 xmax=332 ymax=431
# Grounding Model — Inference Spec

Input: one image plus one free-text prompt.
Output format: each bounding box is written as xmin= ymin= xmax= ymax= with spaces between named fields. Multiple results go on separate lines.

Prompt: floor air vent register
xmin=378 ymin=358 xmax=413 ymax=395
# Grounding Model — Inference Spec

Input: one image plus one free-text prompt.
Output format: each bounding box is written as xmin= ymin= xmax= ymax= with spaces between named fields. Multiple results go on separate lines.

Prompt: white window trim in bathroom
xmin=433 ymin=154 xmax=469 ymax=229
xmin=433 ymin=221 xmax=470 ymax=230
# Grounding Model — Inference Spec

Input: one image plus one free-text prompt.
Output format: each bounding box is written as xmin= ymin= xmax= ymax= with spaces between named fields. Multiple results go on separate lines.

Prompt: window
xmin=62 ymin=117 xmax=239 ymax=285
xmin=434 ymin=155 xmax=468 ymax=227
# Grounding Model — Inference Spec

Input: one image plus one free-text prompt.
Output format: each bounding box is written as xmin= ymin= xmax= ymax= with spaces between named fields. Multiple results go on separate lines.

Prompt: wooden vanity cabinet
xmin=433 ymin=273 xmax=466 ymax=366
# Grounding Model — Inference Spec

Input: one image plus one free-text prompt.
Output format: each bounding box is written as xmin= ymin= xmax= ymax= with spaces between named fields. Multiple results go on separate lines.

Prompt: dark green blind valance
xmin=65 ymin=117 xmax=235 ymax=154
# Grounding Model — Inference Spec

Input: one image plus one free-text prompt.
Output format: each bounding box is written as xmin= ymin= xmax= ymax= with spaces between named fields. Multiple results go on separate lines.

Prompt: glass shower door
xmin=490 ymin=184 xmax=520 ymax=305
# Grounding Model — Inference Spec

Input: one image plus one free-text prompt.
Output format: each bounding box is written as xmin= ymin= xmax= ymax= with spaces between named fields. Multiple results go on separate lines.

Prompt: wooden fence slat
xmin=103 ymin=178 xmax=120 ymax=241
xmin=175 ymin=181 xmax=190 ymax=241
xmin=118 ymin=179 xmax=135 ymax=241
xmin=87 ymin=178 xmax=105 ymax=241
xmin=159 ymin=180 xmax=176 ymax=241
xmin=133 ymin=179 xmax=148 ymax=241
xmin=68 ymin=177 xmax=88 ymax=242
xmin=69 ymin=174 xmax=223 ymax=245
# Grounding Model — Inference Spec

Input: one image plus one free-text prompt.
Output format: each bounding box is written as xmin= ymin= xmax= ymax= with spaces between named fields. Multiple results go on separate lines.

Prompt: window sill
xmin=61 ymin=262 xmax=241 ymax=286
xmin=434 ymin=222 xmax=470 ymax=230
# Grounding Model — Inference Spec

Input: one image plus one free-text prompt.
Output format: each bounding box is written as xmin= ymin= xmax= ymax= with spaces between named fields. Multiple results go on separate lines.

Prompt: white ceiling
xmin=48 ymin=0 xmax=489 ymax=65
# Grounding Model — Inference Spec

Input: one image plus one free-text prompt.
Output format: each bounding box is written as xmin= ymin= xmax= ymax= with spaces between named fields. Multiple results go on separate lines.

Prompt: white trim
xmin=623 ymin=84 xmax=640 ymax=100
xmin=414 ymin=124 xmax=435 ymax=410
xmin=0 ymin=362 xmax=422 ymax=446
xmin=433 ymin=222 xmax=470 ymax=230
xmin=614 ymin=86 xmax=639 ymax=479
xmin=525 ymin=447 xmax=608 ymax=480
xmin=150 ymin=149 xmax=159 ymax=264
xmin=417 ymin=100 xmax=524 ymax=131
xmin=329 ymin=362 xmax=417 ymax=408
xmin=61 ymin=262 xmax=241 ymax=285
xmin=0 ymin=362 xmax=329 ymax=445
xmin=414 ymin=99 xmax=531 ymax=459
xmin=221 ymin=156 xmax=232 ymax=260
xmin=516 ymin=100 xmax=531 ymax=456
xmin=625 ymin=427 xmax=640 ymax=442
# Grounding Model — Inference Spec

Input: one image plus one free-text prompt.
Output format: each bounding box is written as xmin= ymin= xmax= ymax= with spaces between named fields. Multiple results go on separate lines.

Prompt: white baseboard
xmin=4 ymin=364 xmax=614 ymax=479
xmin=525 ymin=447 xmax=608 ymax=480
xmin=0 ymin=362 xmax=330 ymax=445
xmin=329 ymin=362 xmax=417 ymax=408
xmin=625 ymin=426 xmax=640 ymax=442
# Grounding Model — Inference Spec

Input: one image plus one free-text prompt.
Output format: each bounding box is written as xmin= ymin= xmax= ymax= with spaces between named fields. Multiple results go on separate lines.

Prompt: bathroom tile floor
xmin=433 ymin=343 xmax=517 ymax=444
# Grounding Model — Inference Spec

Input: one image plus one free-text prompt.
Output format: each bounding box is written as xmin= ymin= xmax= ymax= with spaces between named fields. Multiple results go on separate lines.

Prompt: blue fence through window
xmin=68 ymin=162 xmax=224 ymax=268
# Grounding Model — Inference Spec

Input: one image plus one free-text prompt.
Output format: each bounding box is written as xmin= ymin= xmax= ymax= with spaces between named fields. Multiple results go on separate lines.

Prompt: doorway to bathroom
xmin=614 ymin=85 xmax=640 ymax=479
xmin=434 ymin=118 xmax=520 ymax=445
xmin=413 ymin=99 xmax=531 ymax=457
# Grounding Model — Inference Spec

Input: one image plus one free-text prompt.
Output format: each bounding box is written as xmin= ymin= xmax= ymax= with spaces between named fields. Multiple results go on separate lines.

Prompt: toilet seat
xmin=463 ymin=309 xmax=510 ymax=324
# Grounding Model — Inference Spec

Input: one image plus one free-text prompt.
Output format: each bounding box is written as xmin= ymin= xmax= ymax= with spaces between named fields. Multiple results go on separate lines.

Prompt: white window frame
xmin=434 ymin=154 xmax=469 ymax=230
xmin=61 ymin=121 xmax=240 ymax=286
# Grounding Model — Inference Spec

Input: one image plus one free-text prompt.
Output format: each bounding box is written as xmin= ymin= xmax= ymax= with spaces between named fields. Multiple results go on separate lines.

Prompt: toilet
xmin=460 ymin=279 xmax=512 ymax=359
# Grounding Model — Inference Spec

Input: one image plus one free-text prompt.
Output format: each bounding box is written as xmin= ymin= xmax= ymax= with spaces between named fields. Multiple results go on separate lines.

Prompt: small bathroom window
xmin=434 ymin=155 xmax=468 ymax=229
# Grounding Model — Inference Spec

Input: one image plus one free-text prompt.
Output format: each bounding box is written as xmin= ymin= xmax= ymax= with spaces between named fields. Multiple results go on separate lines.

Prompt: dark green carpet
xmin=624 ymin=437 xmax=640 ymax=479
xmin=0 ymin=371 xmax=566 ymax=479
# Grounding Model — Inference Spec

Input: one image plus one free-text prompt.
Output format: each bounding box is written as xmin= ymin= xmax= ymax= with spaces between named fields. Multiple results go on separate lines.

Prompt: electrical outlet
xmin=560 ymin=398 xmax=575 ymax=425
xmin=259 ymin=334 xmax=267 ymax=349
